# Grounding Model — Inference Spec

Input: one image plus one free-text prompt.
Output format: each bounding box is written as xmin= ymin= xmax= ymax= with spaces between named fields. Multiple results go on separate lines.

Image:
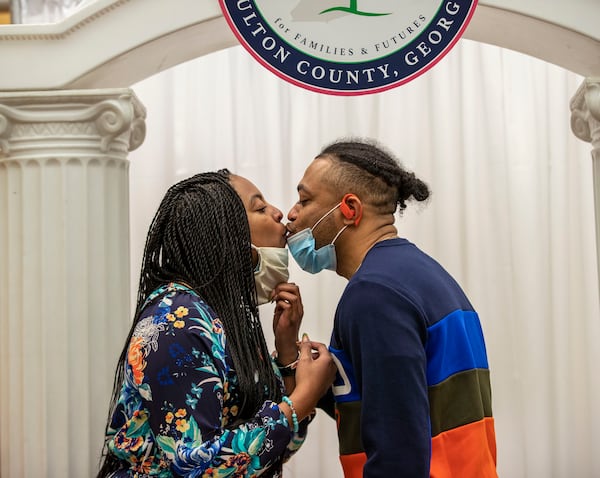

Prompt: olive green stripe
xmin=335 ymin=401 xmax=364 ymax=455
xmin=335 ymin=369 xmax=492 ymax=450
xmin=429 ymin=368 xmax=492 ymax=437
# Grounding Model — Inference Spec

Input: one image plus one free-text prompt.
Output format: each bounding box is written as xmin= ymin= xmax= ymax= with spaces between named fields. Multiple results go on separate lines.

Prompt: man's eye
xmin=298 ymin=199 xmax=308 ymax=206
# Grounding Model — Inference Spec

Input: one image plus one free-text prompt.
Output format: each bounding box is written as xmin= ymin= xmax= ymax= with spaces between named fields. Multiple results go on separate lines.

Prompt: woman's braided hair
xmin=318 ymin=138 xmax=430 ymax=213
xmin=98 ymin=170 xmax=281 ymax=476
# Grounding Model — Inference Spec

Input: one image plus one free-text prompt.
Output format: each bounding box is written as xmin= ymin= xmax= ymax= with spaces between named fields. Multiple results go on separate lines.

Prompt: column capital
xmin=570 ymin=78 xmax=600 ymax=149
xmin=0 ymin=88 xmax=146 ymax=158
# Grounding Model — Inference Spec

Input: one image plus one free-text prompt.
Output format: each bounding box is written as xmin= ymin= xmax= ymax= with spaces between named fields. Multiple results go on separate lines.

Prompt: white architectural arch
xmin=0 ymin=0 xmax=598 ymax=89
xmin=0 ymin=0 xmax=599 ymax=476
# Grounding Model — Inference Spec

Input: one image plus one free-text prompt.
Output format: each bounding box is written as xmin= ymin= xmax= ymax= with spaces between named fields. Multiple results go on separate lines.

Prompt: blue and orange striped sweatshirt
xmin=329 ymin=238 xmax=497 ymax=478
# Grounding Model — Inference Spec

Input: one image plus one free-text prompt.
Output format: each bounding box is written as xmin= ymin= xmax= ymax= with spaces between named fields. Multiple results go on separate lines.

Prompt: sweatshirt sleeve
xmin=335 ymin=278 xmax=431 ymax=478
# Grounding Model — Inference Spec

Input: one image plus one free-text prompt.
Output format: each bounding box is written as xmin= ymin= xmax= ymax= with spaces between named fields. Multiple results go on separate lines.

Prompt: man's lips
xmin=284 ymin=226 xmax=295 ymax=240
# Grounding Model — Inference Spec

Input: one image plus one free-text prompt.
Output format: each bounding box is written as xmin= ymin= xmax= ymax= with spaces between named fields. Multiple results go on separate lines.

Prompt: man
xmin=286 ymin=139 xmax=497 ymax=478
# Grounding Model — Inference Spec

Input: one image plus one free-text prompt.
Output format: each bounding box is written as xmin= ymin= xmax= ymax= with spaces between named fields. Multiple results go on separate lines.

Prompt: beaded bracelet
xmin=282 ymin=395 xmax=299 ymax=433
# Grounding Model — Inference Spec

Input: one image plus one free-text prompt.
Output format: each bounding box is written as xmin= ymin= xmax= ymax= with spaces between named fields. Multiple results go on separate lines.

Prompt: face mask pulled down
xmin=253 ymin=245 xmax=290 ymax=305
xmin=287 ymin=203 xmax=348 ymax=274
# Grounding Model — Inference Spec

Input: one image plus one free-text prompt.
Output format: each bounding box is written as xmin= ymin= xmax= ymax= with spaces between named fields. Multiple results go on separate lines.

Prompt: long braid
xmin=319 ymin=138 xmax=430 ymax=212
xmin=97 ymin=170 xmax=281 ymax=477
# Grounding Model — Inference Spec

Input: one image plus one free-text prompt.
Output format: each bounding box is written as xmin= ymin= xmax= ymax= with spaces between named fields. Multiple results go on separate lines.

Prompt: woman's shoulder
xmin=137 ymin=282 xmax=221 ymax=333
xmin=131 ymin=283 xmax=227 ymax=363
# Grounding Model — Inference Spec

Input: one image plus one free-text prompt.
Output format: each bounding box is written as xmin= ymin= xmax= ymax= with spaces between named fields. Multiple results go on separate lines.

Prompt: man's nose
xmin=287 ymin=205 xmax=297 ymax=222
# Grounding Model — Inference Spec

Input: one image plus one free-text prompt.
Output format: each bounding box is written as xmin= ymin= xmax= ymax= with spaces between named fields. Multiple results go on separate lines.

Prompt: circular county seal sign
xmin=219 ymin=0 xmax=478 ymax=96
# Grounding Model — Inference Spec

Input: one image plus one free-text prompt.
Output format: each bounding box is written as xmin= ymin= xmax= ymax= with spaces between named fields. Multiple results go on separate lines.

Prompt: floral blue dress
xmin=105 ymin=283 xmax=308 ymax=477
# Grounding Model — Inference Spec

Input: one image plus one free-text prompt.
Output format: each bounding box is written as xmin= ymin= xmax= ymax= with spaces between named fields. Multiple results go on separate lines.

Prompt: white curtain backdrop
xmin=128 ymin=40 xmax=600 ymax=478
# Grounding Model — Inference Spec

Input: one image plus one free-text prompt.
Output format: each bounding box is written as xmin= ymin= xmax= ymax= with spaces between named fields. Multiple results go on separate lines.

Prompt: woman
xmin=97 ymin=170 xmax=336 ymax=477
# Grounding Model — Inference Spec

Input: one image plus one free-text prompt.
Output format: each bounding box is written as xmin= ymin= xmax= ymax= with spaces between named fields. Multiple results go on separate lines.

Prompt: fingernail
xmin=302 ymin=332 xmax=309 ymax=342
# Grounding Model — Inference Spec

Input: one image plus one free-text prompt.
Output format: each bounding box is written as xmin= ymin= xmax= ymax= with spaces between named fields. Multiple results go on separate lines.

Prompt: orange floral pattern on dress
xmin=128 ymin=336 xmax=146 ymax=385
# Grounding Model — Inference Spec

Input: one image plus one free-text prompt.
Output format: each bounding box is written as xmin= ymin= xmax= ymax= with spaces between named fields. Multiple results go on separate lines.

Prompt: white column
xmin=0 ymin=89 xmax=146 ymax=477
xmin=571 ymin=78 xmax=600 ymax=300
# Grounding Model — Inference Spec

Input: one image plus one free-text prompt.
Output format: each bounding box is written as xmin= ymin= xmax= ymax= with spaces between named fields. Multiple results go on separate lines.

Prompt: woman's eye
xmin=256 ymin=206 xmax=267 ymax=213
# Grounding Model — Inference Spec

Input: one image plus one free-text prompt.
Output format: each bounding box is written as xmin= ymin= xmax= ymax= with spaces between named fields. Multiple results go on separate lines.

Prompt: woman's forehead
xmin=229 ymin=175 xmax=263 ymax=206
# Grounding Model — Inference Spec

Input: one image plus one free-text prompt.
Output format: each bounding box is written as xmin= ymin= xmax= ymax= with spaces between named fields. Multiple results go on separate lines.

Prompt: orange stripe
xmin=339 ymin=452 xmax=366 ymax=478
xmin=431 ymin=417 xmax=497 ymax=478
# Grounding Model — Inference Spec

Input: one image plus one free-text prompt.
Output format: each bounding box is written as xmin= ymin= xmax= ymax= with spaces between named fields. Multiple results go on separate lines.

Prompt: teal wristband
xmin=282 ymin=395 xmax=299 ymax=433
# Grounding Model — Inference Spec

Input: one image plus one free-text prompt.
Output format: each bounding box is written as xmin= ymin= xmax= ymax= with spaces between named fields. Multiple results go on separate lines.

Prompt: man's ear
xmin=341 ymin=193 xmax=363 ymax=226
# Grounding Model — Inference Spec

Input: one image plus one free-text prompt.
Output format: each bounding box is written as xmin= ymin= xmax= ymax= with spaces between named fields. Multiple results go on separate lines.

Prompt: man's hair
xmin=97 ymin=170 xmax=281 ymax=476
xmin=318 ymin=138 xmax=430 ymax=214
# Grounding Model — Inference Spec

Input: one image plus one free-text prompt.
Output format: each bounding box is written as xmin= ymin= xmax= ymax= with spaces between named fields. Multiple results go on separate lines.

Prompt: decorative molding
xmin=0 ymin=0 xmax=130 ymax=41
xmin=570 ymin=78 xmax=600 ymax=146
xmin=0 ymin=90 xmax=146 ymax=156
xmin=0 ymin=0 xmax=228 ymax=90
xmin=0 ymin=109 xmax=12 ymax=153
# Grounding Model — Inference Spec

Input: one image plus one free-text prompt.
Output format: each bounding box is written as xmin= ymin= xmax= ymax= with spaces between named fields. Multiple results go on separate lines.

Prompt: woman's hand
xmin=288 ymin=336 xmax=337 ymax=421
xmin=272 ymin=282 xmax=303 ymax=365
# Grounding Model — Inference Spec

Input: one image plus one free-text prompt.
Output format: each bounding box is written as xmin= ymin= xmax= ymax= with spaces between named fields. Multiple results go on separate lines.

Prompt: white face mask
xmin=252 ymin=245 xmax=290 ymax=305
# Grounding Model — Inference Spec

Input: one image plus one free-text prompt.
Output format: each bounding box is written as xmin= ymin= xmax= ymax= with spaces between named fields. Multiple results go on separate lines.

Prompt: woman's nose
xmin=272 ymin=206 xmax=283 ymax=222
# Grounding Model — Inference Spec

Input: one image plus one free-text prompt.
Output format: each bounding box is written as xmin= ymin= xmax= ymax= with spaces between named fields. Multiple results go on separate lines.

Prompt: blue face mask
xmin=287 ymin=203 xmax=348 ymax=274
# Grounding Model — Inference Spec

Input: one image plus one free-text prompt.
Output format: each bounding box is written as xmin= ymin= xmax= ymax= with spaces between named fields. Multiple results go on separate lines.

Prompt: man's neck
xmin=336 ymin=224 xmax=398 ymax=280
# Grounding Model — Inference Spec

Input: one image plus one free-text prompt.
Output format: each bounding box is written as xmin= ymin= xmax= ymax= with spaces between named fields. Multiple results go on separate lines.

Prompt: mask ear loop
xmin=331 ymin=224 xmax=348 ymax=245
xmin=250 ymin=244 xmax=261 ymax=271
xmin=332 ymin=196 xmax=352 ymax=244
xmin=311 ymin=202 xmax=342 ymax=231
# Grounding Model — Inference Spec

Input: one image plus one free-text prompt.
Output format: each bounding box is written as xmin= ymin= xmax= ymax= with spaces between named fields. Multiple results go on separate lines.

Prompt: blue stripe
xmin=425 ymin=310 xmax=489 ymax=385
xmin=329 ymin=346 xmax=361 ymax=403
